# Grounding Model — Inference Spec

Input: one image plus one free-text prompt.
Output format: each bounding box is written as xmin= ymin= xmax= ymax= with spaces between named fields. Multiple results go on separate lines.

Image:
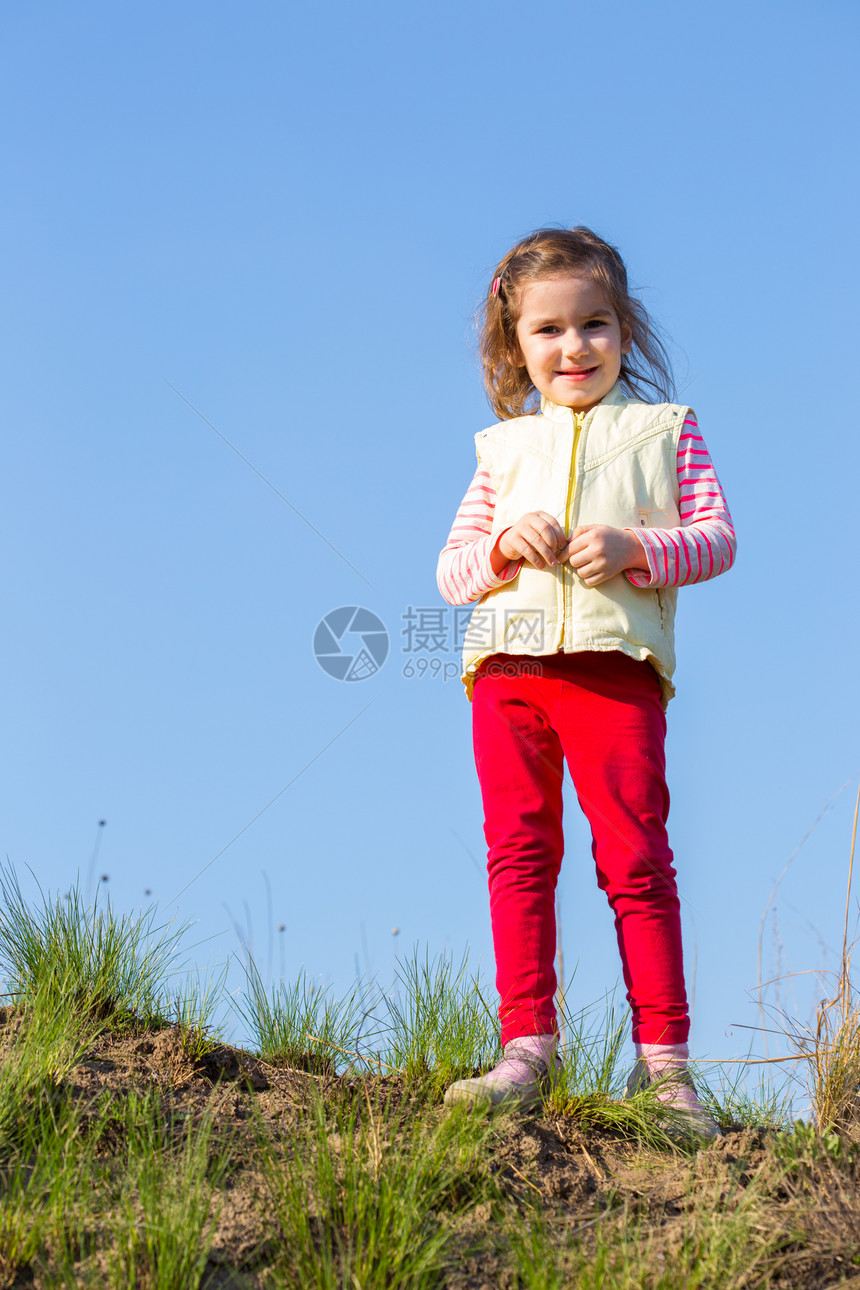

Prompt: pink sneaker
xmin=625 ymin=1058 xmax=722 ymax=1140
xmin=444 ymin=1037 xmax=561 ymax=1112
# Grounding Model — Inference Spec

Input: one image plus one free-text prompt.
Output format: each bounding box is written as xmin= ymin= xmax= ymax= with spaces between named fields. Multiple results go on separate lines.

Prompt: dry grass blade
xmin=813 ymin=782 xmax=860 ymax=1131
xmin=756 ymin=775 xmax=858 ymax=1059
xmin=304 ymin=1032 xmax=404 ymax=1075
xmin=841 ymin=782 xmax=860 ymax=1010
xmin=578 ymin=1140 xmax=605 ymax=1180
xmin=787 ymin=782 xmax=860 ymax=1133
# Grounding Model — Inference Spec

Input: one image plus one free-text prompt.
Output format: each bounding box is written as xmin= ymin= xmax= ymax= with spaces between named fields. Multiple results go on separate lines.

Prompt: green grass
xmin=0 ymin=1063 xmax=94 ymax=1287
xmin=0 ymin=863 xmax=195 ymax=1033
xmin=238 ymin=957 xmax=376 ymax=1074
xmin=260 ymin=1088 xmax=501 ymax=1290
xmin=540 ymin=988 xmax=694 ymax=1147
xmin=692 ymin=1062 xmax=794 ymax=1133
xmin=555 ymin=985 xmax=630 ymax=1097
xmin=503 ymin=1174 xmax=789 ymax=1290
xmin=0 ymin=987 xmax=92 ymax=1151
xmin=105 ymin=1091 xmax=228 ymax=1290
xmin=0 ymin=983 xmax=104 ymax=1286
xmin=382 ymin=949 xmax=502 ymax=1093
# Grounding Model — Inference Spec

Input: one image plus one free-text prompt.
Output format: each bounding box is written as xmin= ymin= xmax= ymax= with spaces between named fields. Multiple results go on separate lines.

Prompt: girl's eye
xmin=537 ymin=325 xmax=560 ymax=334
xmin=585 ymin=318 xmax=608 ymax=329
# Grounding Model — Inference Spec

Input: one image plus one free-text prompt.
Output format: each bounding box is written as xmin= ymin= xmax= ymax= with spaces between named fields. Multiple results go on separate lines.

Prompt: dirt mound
xmin=3 ymin=1011 xmax=856 ymax=1288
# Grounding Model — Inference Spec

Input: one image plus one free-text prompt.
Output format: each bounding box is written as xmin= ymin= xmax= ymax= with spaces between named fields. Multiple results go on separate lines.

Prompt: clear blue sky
xmin=2 ymin=1 xmax=858 ymax=1093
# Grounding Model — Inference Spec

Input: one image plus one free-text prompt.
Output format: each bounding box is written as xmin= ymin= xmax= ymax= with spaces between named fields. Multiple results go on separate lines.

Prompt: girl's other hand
xmin=493 ymin=511 xmax=566 ymax=572
xmin=564 ymin=525 xmax=649 ymax=586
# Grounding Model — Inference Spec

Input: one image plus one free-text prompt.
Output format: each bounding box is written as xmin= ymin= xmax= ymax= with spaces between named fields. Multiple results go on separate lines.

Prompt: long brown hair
xmin=478 ymin=226 xmax=675 ymax=420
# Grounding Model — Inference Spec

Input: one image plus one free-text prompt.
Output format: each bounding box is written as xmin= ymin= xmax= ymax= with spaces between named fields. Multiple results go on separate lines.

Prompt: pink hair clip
xmin=492 ymin=276 xmax=501 ymax=298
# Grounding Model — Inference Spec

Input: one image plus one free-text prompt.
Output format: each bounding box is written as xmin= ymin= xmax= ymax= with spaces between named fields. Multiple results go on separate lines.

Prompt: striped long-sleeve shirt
xmin=437 ymin=416 xmax=736 ymax=605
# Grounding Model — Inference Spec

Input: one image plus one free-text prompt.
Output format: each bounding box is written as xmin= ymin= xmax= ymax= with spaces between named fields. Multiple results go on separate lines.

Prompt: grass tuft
xmin=0 ymin=986 xmax=94 ymax=1153
xmin=238 ymin=957 xmax=375 ymax=1074
xmin=0 ymin=864 xmax=190 ymax=1032
xmin=383 ymin=948 xmax=501 ymax=1093
xmin=555 ymin=986 xmax=629 ymax=1098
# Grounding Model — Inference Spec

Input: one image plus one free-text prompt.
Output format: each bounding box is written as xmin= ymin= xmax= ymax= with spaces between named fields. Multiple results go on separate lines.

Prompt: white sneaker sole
xmin=443 ymin=1076 xmax=544 ymax=1111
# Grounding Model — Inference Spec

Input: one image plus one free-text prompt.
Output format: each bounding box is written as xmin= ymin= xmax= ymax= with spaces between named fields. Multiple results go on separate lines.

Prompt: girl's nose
xmin=563 ymin=329 xmax=589 ymax=358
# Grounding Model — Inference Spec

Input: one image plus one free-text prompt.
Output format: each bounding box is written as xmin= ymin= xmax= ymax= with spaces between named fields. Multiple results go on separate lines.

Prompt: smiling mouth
xmin=556 ymin=367 xmax=597 ymax=380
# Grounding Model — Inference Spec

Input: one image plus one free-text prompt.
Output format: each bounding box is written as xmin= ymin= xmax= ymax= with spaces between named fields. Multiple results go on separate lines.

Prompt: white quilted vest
xmin=461 ymin=383 xmax=689 ymax=707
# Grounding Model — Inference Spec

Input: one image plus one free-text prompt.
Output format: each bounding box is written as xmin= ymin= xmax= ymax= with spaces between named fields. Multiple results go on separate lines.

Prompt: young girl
xmin=436 ymin=227 xmax=735 ymax=1137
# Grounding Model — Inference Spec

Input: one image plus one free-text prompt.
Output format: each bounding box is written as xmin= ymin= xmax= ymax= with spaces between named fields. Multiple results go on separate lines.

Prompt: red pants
xmin=471 ymin=650 xmax=689 ymax=1048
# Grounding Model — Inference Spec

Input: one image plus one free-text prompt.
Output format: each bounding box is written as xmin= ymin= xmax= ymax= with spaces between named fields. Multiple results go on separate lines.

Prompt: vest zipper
xmin=561 ymin=412 xmax=585 ymax=642
xmin=564 ymin=411 xmax=584 ymax=532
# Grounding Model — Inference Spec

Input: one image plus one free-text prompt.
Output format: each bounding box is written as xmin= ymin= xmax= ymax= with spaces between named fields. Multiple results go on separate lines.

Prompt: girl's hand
xmin=563 ymin=525 xmax=649 ymax=586
xmin=494 ymin=511 xmax=567 ymax=572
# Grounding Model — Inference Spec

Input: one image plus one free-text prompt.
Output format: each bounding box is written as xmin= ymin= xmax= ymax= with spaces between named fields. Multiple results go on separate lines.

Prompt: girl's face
xmin=513 ymin=275 xmax=632 ymax=414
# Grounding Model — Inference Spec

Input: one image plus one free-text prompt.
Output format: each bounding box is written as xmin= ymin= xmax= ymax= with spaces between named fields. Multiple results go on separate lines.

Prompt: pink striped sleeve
xmin=626 ymin=416 xmax=736 ymax=589
xmin=436 ymin=465 xmax=524 ymax=605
